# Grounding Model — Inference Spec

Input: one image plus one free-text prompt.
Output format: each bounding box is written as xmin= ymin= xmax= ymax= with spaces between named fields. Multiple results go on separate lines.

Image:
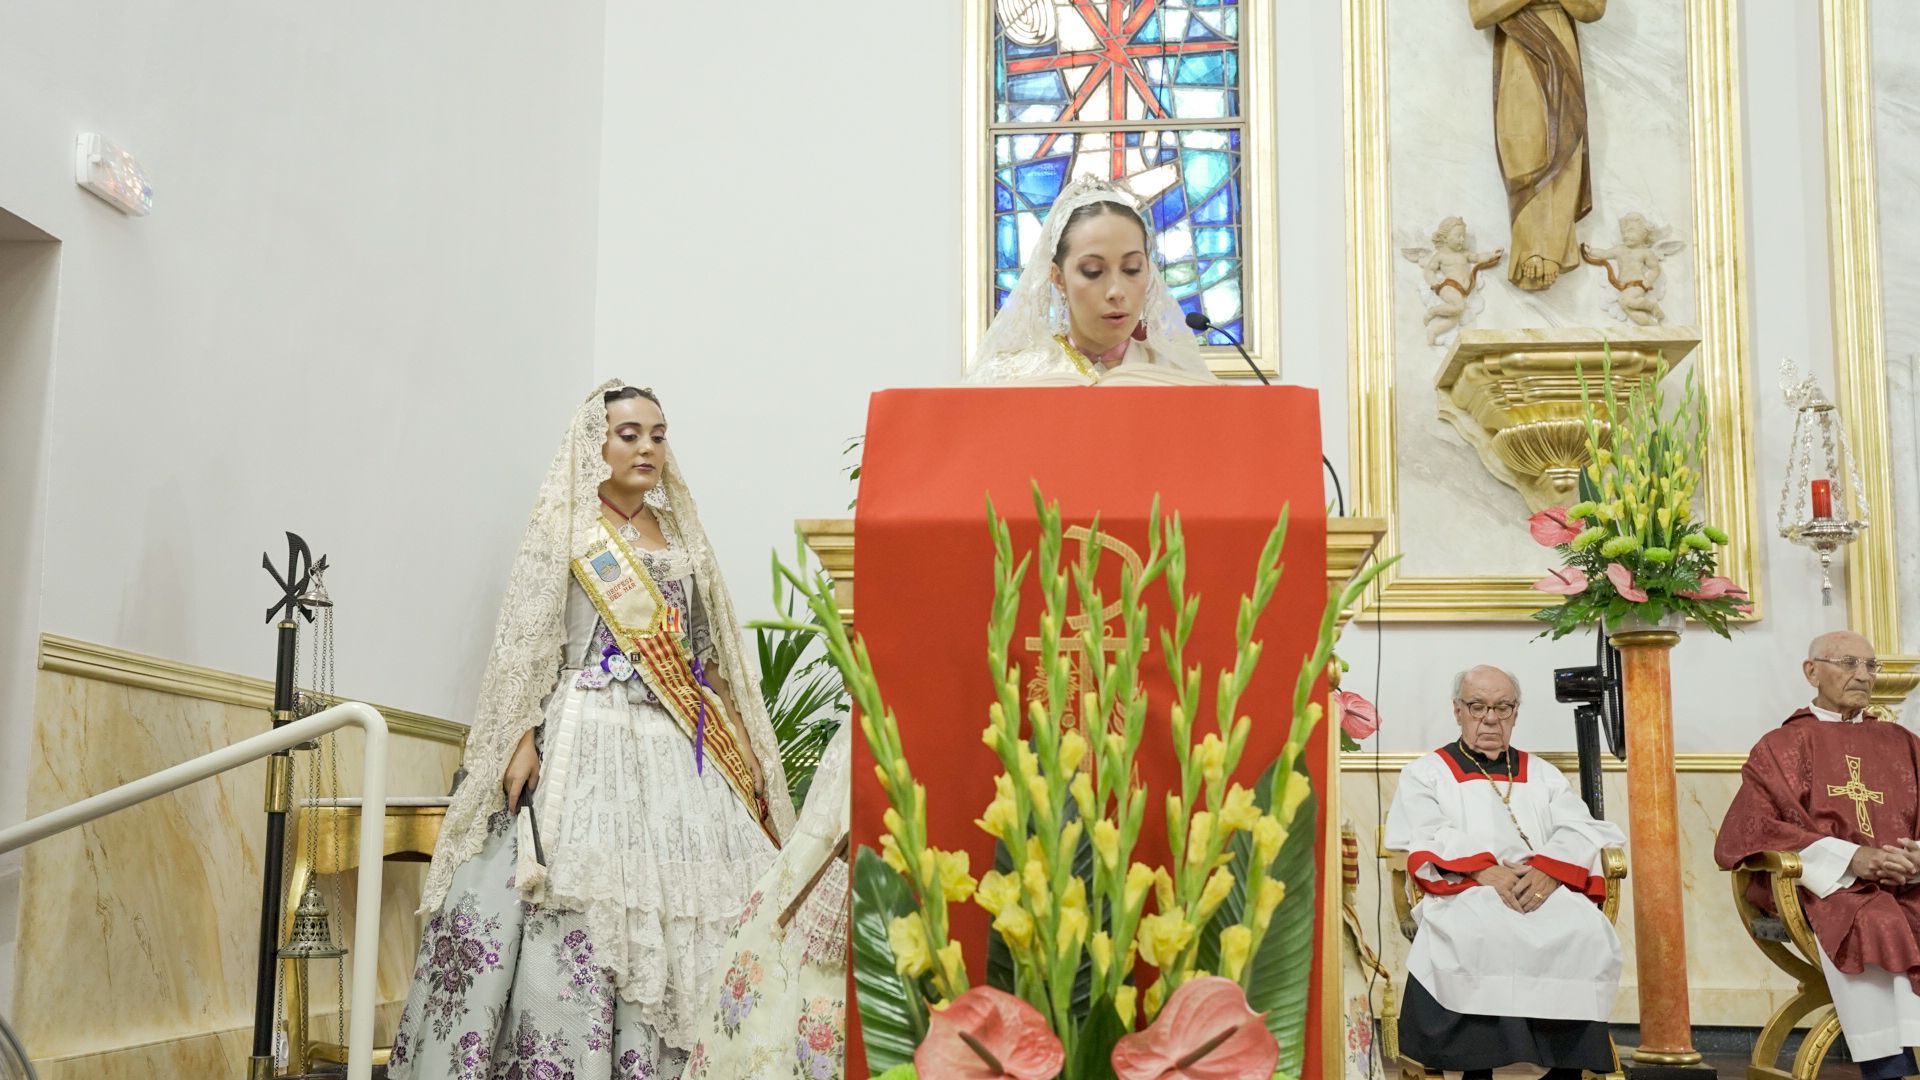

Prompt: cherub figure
xmin=1580 ymin=212 xmax=1685 ymax=326
xmin=1401 ymin=216 xmax=1505 ymax=346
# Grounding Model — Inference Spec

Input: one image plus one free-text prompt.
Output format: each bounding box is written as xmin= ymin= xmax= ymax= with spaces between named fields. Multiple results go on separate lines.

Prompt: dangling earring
xmin=1131 ymin=318 xmax=1148 ymax=342
xmin=1048 ymin=283 xmax=1070 ymax=337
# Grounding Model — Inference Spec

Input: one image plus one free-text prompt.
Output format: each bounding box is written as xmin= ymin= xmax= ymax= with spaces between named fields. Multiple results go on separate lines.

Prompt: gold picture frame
xmin=1819 ymin=0 xmax=1920 ymax=703
xmin=959 ymin=0 xmax=1282 ymax=380
xmin=1343 ymin=0 xmax=1763 ymax=620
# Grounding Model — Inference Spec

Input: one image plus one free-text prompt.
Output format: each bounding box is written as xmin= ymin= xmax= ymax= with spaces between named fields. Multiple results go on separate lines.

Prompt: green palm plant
xmin=753 ymin=561 xmax=849 ymax=808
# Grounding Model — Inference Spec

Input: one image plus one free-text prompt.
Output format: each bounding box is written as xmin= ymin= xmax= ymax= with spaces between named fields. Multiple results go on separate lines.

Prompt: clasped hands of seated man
xmin=1470 ymin=861 xmax=1564 ymax=914
xmin=1849 ymin=839 xmax=1920 ymax=887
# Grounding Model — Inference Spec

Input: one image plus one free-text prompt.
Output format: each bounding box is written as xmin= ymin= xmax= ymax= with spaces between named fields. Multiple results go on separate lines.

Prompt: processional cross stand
xmin=249 ymin=532 xmax=331 ymax=1080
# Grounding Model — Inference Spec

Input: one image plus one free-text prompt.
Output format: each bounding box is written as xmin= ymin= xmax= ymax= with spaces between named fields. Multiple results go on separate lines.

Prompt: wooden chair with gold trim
xmin=1379 ymin=845 xmax=1628 ymax=1080
xmin=1728 ymin=851 xmax=1842 ymax=1080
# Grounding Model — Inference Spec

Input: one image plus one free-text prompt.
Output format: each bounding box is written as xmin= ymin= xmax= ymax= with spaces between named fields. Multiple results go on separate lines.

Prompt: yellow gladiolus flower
xmin=936 ymin=940 xmax=966 ymax=991
xmin=1071 ymin=773 xmax=1096 ymax=821
xmin=994 ymin=903 xmax=1035 ymax=953
xmin=1114 ymin=985 xmax=1138 ymax=1028
xmin=1254 ymin=815 xmax=1287 ymax=867
xmin=1124 ymin=862 xmax=1156 ymax=912
xmin=889 ymin=914 xmax=932 ymax=977
xmin=1027 ymin=776 xmax=1051 ymax=814
xmin=1153 ymin=867 xmax=1176 ymax=912
xmin=1143 ymin=980 xmax=1166 ymax=1022
xmin=1254 ymin=878 xmax=1287 ymax=932
xmin=980 ymin=725 xmax=1000 ymax=752
xmin=1219 ymin=924 xmax=1254 ymax=982
xmin=1016 ymin=743 xmax=1040 ymax=782
xmin=1197 ymin=867 xmax=1235 ymax=922
xmin=974 ymin=777 xmax=1018 ymax=841
xmin=1196 ymin=732 xmax=1227 ymax=788
xmin=937 ymin=849 xmax=977 ymax=903
xmin=879 ymin=833 xmax=909 ymax=876
xmin=1060 ymin=729 xmax=1088 ymax=773
xmin=1023 ymin=858 xmax=1051 ymax=916
xmin=1092 ymin=818 xmax=1121 ymax=871
xmin=1278 ymin=775 xmax=1312 ymax=829
xmin=1220 ymin=784 xmax=1260 ymax=834
xmin=1061 ymin=875 xmax=1087 ymax=913
xmin=1187 ymin=810 xmax=1215 ymax=858
xmin=1090 ymin=931 xmax=1113 ymax=981
xmin=975 ymin=870 xmax=1020 ymax=917
xmin=1136 ymin=911 xmax=1197 ymax=968
xmin=1057 ymin=906 xmax=1089 ymax=960
xmin=883 ymin=807 xmax=904 ymax=837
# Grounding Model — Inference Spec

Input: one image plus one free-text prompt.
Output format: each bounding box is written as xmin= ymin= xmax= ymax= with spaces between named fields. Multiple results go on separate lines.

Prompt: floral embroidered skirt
xmin=684 ymin=727 xmax=850 ymax=1080
xmin=389 ymin=684 xmax=776 ymax=1080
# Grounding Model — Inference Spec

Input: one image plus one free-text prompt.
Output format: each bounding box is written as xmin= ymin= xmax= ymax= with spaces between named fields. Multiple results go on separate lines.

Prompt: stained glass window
xmin=990 ymin=0 xmax=1247 ymax=342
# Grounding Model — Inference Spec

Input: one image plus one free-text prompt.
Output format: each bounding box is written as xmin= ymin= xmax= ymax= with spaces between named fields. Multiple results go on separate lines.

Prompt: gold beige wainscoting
xmin=13 ymin=635 xmax=466 ymax=1080
xmin=1339 ymin=752 xmax=1801 ymax=1031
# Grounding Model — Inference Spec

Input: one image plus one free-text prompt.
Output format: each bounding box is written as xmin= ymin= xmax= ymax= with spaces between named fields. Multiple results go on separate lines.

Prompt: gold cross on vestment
xmin=1827 ymin=754 xmax=1885 ymax=837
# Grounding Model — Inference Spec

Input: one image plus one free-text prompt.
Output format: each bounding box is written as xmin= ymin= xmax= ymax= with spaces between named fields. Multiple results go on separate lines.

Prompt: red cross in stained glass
xmin=1004 ymin=0 xmax=1230 ymax=174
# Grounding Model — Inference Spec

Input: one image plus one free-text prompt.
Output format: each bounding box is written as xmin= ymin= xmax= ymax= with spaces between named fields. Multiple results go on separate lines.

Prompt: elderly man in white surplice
xmin=1385 ymin=665 xmax=1625 ymax=1080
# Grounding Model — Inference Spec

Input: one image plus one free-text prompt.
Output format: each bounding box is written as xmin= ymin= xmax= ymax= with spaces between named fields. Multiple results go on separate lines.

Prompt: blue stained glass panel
xmin=992 ymin=127 xmax=1244 ymax=326
xmin=994 ymin=0 xmax=1242 ymax=123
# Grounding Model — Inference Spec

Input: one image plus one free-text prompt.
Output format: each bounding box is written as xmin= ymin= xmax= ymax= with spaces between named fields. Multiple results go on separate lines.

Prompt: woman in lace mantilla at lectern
xmin=964 ymin=173 xmax=1218 ymax=386
xmin=389 ymin=382 xmax=793 ymax=1080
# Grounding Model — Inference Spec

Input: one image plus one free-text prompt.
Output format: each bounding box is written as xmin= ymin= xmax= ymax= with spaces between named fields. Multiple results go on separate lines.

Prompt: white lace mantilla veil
xmin=418 ymin=379 xmax=797 ymax=916
xmin=964 ymin=174 xmax=1213 ymax=384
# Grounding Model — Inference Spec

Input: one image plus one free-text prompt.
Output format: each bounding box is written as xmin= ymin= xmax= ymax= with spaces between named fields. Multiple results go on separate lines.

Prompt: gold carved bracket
xmin=1433 ymin=328 xmax=1701 ymax=513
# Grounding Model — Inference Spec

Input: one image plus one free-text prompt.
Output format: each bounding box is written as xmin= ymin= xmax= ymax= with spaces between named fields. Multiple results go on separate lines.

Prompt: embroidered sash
xmin=570 ymin=520 xmax=775 ymax=844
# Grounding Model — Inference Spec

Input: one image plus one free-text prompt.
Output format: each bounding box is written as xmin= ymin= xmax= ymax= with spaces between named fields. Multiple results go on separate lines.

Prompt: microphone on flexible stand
xmin=1185 ymin=310 xmax=1347 ymax=517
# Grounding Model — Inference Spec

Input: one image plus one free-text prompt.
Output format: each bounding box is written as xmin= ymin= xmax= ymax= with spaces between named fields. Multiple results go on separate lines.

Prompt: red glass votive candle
xmin=1811 ymin=478 xmax=1834 ymax=519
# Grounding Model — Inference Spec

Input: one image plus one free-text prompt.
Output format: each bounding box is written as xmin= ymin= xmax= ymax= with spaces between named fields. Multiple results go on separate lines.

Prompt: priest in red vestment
xmin=1716 ymin=631 xmax=1920 ymax=1080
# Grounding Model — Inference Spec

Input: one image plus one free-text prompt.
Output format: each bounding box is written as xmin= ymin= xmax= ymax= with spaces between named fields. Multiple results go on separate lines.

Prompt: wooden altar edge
xmin=38 ymin=633 xmax=466 ymax=746
xmin=1340 ymin=750 xmax=1748 ymax=772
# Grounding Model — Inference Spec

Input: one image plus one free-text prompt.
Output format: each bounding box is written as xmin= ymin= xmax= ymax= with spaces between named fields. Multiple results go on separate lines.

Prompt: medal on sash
xmin=571 ymin=520 xmax=775 ymax=843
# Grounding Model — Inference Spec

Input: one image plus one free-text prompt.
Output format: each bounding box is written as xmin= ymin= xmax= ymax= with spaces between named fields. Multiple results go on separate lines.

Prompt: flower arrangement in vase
xmin=1530 ymin=347 xmax=1750 ymax=639
xmin=771 ymin=486 xmax=1395 ymax=1079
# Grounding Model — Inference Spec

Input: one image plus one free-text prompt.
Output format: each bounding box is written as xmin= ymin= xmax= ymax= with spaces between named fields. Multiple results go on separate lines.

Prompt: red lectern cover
xmin=850 ymin=386 xmax=1329 ymax=1078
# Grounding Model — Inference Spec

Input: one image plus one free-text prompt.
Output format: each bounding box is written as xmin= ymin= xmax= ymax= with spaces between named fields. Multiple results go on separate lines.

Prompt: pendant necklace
xmin=600 ymin=494 xmax=646 ymax=544
xmin=1458 ymin=739 xmax=1533 ymax=848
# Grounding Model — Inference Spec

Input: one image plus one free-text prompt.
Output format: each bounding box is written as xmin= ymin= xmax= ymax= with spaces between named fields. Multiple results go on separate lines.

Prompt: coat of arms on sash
xmin=591 ymin=550 xmax=620 ymax=583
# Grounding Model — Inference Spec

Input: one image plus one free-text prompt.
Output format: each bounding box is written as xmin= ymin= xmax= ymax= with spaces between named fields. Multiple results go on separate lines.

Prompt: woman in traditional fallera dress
xmin=684 ymin=724 xmax=850 ymax=1080
xmin=964 ymin=173 xmax=1218 ymax=386
xmin=389 ymin=382 xmax=794 ymax=1080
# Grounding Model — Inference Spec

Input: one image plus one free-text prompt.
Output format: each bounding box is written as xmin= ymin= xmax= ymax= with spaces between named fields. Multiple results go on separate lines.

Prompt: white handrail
xmin=0 ymin=701 xmax=389 ymax=1080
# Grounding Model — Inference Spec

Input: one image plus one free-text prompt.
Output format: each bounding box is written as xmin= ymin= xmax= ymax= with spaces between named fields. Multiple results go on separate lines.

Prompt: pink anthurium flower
xmin=1529 ymin=507 xmax=1582 ymax=547
xmin=1532 ymin=566 xmax=1589 ymax=596
xmin=1679 ymin=575 xmax=1743 ymax=601
xmin=1111 ymin=976 xmax=1280 ymax=1080
xmin=1605 ymin=563 xmax=1649 ymax=603
xmin=915 ymin=985 xmax=1064 ymax=1080
xmin=1334 ymin=690 xmax=1380 ymax=741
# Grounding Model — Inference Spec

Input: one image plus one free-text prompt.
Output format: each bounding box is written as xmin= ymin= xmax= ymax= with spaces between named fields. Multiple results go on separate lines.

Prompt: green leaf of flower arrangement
xmin=853 ymin=846 xmax=929 ymax=1073
xmin=1192 ymin=757 xmax=1318 ymax=1079
xmin=1071 ymin=996 xmax=1127 ymax=1080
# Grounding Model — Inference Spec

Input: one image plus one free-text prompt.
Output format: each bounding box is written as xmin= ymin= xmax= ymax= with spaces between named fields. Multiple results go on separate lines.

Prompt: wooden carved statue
xmin=1470 ymin=0 xmax=1606 ymax=291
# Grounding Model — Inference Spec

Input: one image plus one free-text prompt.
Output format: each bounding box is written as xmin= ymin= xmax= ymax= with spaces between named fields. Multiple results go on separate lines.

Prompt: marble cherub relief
xmin=1402 ymin=216 xmax=1506 ymax=346
xmin=1580 ymin=212 xmax=1685 ymax=326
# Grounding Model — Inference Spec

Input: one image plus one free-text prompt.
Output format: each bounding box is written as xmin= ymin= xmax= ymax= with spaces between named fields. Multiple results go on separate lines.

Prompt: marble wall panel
xmin=1385 ymin=0 xmax=1701 ymax=578
xmin=1869 ymin=0 xmax=1920 ymax=651
xmin=11 ymin=667 xmax=459 ymax=1074
xmin=1339 ymin=765 xmax=1800 ymax=1028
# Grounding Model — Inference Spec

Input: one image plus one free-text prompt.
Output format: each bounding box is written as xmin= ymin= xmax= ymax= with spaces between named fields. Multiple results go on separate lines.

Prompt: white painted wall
xmin=0 ymin=1 xmax=609 ymax=725
xmin=591 ymin=0 xmax=962 ymax=620
xmin=0 ymin=223 xmax=60 ymax=1022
